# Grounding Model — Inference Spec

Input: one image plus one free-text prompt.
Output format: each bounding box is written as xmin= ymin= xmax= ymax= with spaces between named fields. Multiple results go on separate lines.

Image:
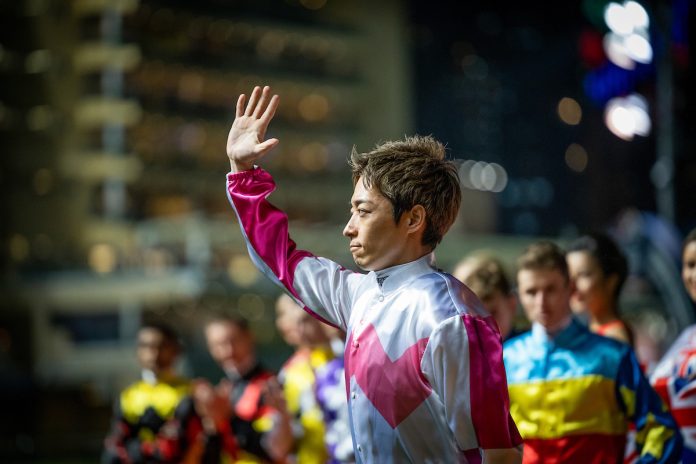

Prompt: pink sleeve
xmin=462 ymin=315 xmax=522 ymax=449
xmin=421 ymin=314 xmax=522 ymax=453
xmin=226 ymin=168 xmax=345 ymax=328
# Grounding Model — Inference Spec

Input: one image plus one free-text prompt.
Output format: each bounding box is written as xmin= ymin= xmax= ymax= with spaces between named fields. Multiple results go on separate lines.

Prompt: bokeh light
xmin=227 ymin=254 xmax=260 ymax=287
xmin=602 ymin=1 xmax=651 ymax=70
xmin=557 ymin=97 xmax=582 ymax=125
xmin=625 ymin=32 xmax=652 ymax=63
xmin=565 ymin=143 xmax=589 ymax=173
xmin=89 ymin=243 xmax=117 ymax=274
xmin=298 ymin=93 xmax=330 ymax=122
xmin=604 ymin=93 xmax=651 ymax=140
xmin=297 ymin=142 xmax=329 ymax=172
xmin=9 ymin=234 xmax=30 ymax=262
xmin=33 ymin=168 xmax=54 ymax=195
xmin=604 ymin=2 xmax=635 ymax=36
xmin=459 ymin=160 xmax=509 ymax=193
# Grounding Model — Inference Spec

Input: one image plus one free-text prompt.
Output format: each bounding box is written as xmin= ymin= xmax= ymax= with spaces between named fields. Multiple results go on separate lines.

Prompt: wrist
xmin=229 ymin=158 xmax=254 ymax=173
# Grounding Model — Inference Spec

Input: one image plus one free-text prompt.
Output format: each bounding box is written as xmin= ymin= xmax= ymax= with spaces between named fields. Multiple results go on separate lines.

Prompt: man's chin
xmin=351 ymin=255 xmax=370 ymax=271
xmin=353 ymin=258 xmax=377 ymax=272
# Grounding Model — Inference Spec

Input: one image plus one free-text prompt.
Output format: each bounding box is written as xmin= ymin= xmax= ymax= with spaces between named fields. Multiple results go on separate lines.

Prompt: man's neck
xmin=226 ymin=356 xmax=257 ymax=379
xmin=142 ymin=368 xmax=175 ymax=384
xmin=541 ymin=315 xmax=573 ymax=338
xmin=375 ymin=250 xmax=433 ymax=274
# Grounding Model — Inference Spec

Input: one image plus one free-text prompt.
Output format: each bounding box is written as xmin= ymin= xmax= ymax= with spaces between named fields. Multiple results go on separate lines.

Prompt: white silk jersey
xmin=226 ymin=168 xmax=521 ymax=463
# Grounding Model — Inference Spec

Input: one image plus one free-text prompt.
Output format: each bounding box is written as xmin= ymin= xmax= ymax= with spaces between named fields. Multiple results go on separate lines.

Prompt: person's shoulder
xmin=674 ymin=324 xmax=696 ymax=343
xmin=120 ymin=379 xmax=146 ymax=396
xmin=426 ymin=270 xmax=489 ymax=317
xmin=502 ymin=332 xmax=534 ymax=372
xmin=169 ymin=375 xmax=192 ymax=388
xmin=585 ymin=329 xmax=630 ymax=351
xmin=503 ymin=330 xmax=532 ymax=352
xmin=579 ymin=330 xmax=633 ymax=370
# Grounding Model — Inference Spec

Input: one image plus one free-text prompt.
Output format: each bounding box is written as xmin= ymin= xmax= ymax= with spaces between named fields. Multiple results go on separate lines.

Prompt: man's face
xmin=205 ymin=322 xmax=254 ymax=373
xmin=683 ymin=241 xmax=696 ymax=302
xmin=343 ymin=177 xmax=411 ymax=271
xmin=136 ymin=328 xmax=179 ymax=375
xmin=517 ymin=268 xmax=573 ymax=332
xmin=298 ymin=312 xmax=330 ymax=347
xmin=275 ymin=296 xmax=303 ymax=347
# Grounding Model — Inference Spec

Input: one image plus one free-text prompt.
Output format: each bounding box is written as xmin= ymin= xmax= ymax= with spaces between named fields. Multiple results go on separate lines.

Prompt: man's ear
xmin=406 ymin=205 xmax=427 ymax=233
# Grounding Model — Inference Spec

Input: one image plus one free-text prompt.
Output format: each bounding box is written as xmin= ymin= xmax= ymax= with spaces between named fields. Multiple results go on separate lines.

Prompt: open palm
xmin=226 ymin=86 xmax=279 ymax=171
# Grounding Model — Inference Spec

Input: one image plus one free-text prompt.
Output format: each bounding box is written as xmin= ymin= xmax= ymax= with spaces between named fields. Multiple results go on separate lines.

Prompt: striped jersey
xmin=504 ymin=319 xmax=682 ymax=463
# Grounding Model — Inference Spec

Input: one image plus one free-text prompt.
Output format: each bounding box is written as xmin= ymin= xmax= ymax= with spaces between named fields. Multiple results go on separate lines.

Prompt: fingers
xmin=235 ymin=94 xmax=246 ymax=118
xmin=258 ymin=94 xmax=279 ymax=140
xmin=236 ymin=86 xmax=278 ymax=124
xmin=261 ymin=378 xmax=286 ymax=410
xmin=217 ymin=379 xmax=234 ymax=396
xmin=260 ymin=94 xmax=279 ymax=125
xmin=253 ymin=86 xmax=271 ymax=118
xmin=244 ymin=86 xmax=262 ymax=116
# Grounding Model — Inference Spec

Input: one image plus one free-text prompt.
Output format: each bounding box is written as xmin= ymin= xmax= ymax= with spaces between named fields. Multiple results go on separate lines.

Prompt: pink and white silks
xmin=226 ymin=168 xmax=522 ymax=463
xmin=651 ymin=325 xmax=696 ymax=460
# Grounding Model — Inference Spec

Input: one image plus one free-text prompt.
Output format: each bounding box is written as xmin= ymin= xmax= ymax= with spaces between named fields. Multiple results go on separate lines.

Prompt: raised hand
xmin=226 ymin=85 xmax=280 ymax=173
xmin=192 ymin=379 xmax=233 ymax=429
xmin=261 ymin=376 xmax=287 ymax=414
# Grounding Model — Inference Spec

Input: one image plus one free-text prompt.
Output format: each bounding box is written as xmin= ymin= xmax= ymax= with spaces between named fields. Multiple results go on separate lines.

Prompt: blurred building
xmin=1 ymin=0 xmax=693 ymax=460
xmin=0 ymin=0 xmax=414 ymax=459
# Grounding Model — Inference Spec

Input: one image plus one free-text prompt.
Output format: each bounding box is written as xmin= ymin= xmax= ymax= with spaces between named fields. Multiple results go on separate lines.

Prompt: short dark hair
xmin=684 ymin=227 xmax=696 ymax=254
xmin=140 ymin=321 xmax=181 ymax=348
xmin=349 ymin=135 xmax=461 ymax=249
xmin=204 ymin=314 xmax=250 ymax=333
xmin=567 ymin=232 xmax=628 ymax=302
xmin=517 ymin=241 xmax=569 ymax=282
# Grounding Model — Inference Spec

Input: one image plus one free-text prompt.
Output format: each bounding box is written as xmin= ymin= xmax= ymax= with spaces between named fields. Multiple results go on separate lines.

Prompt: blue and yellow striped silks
xmin=504 ymin=319 xmax=682 ymax=463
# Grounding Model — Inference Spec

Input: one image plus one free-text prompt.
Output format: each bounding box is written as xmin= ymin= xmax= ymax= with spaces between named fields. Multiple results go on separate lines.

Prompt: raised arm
xmin=226 ymin=85 xmax=280 ymax=173
xmin=224 ymin=86 xmax=361 ymax=330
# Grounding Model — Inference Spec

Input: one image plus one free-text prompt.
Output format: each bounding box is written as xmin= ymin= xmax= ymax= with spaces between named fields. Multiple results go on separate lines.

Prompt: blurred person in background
xmin=651 ymin=227 xmax=696 ymax=462
xmin=504 ymin=241 xmax=682 ymax=463
xmin=275 ymin=293 xmax=331 ymax=464
xmin=454 ymin=253 xmax=524 ymax=341
xmin=195 ymin=316 xmax=293 ymax=463
xmin=102 ymin=322 xmax=202 ymax=463
xmin=566 ymin=233 xmax=641 ymax=463
xmin=224 ymin=85 xmax=521 ymax=463
xmin=314 ymin=323 xmax=355 ymax=464
xmin=566 ymin=232 xmax=633 ymax=345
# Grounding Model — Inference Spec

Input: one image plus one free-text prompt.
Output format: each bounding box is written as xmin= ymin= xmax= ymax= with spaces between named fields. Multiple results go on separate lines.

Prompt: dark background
xmin=0 ymin=0 xmax=694 ymax=461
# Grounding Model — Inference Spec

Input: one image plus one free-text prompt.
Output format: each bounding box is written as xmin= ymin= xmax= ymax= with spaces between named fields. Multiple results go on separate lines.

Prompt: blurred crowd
xmin=99 ymin=228 xmax=696 ymax=463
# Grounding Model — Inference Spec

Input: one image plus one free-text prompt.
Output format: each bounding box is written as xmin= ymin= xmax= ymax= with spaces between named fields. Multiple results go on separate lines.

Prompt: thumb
xmin=254 ymin=138 xmax=279 ymax=156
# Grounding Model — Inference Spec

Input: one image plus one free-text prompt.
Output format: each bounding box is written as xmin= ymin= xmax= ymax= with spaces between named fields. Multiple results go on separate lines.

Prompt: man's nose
xmin=536 ymin=292 xmax=547 ymax=306
xmin=221 ymin=344 xmax=233 ymax=356
xmin=343 ymin=216 xmax=356 ymax=237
